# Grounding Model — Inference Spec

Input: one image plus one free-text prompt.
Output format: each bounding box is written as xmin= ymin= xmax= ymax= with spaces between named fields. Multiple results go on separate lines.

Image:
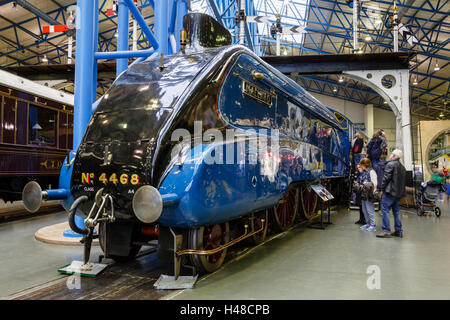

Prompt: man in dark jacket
xmin=376 ymin=149 xmax=406 ymax=238
xmin=351 ymin=132 xmax=364 ymax=172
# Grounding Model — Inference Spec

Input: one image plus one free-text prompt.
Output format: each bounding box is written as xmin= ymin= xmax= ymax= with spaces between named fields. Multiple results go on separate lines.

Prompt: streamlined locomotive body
xmin=24 ymin=13 xmax=352 ymax=273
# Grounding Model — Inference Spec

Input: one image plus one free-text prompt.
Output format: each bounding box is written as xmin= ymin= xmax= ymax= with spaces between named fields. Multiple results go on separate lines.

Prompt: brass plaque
xmin=242 ymin=79 xmax=276 ymax=107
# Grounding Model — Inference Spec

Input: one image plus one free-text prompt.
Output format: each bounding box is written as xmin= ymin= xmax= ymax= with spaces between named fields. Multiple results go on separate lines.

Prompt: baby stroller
xmin=416 ymin=179 xmax=446 ymax=217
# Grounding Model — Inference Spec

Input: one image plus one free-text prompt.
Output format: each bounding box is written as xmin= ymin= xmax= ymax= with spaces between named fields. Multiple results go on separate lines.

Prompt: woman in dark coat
xmin=367 ymin=132 xmax=383 ymax=170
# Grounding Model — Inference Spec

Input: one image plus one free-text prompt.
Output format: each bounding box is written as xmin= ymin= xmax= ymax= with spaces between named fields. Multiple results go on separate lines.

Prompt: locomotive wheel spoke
xmin=301 ymin=186 xmax=318 ymax=220
xmin=272 ymin=186 xmax=299 ymax=232
xmin=189 ymin=222 xmax=230 ymax=274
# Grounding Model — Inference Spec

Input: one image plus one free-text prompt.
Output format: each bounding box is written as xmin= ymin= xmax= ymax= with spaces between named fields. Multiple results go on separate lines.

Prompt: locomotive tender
xmin=24 ymin=13 xmax=352 ymax=274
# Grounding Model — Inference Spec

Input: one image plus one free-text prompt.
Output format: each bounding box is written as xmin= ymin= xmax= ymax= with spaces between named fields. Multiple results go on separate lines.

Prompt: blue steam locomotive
xmin=23 ymin=13 xmax=352 ymax=274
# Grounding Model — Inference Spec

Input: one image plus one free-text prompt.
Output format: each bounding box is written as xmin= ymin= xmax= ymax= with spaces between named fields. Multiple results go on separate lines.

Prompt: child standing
xmin=358 ymin=158 xmax=378 ymax=232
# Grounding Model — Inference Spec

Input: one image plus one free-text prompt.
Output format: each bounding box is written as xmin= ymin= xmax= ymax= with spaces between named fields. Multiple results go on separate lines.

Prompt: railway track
xmin=3 ymin=220 xmax=310 ymax=300
xmin=0 ymin=202 xmax=62 ymax=223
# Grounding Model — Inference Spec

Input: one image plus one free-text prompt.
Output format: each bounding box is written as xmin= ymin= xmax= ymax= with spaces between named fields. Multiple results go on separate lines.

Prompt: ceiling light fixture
xmin=365 ymin=35 xmax=371 ymax=41
xmin=333 ymin=87 xmax=337 ymax=92
xmin=339 ymin=77 xmax=344 ymax=83
xmin=13 ymin=3 xmax=18 ymax=12
xmin=412 ymin=78 xmax=418 ymax=85
xmin=434 ymin=62 xmax=440 ymax=71
xmin=42 ymin=55 xmax=48 ymax=63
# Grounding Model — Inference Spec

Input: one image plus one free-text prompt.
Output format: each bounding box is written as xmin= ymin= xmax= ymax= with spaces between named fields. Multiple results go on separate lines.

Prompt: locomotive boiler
xmin=23 ymin=13 xmax=351 ymax=275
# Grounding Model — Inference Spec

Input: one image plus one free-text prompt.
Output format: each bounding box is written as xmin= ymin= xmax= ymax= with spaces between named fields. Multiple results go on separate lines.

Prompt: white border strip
xmin=0 ymin=69 xmax=74 ymax=106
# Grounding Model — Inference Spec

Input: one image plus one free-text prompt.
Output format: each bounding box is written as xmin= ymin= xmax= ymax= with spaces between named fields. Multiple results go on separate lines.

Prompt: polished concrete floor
xmin=0 ymin=212 xmax=102 ymax=298
xmin=0 ymin=198 xmax=449 ymax=299
xmin=169 ymin=197 xmax=450 ymax=300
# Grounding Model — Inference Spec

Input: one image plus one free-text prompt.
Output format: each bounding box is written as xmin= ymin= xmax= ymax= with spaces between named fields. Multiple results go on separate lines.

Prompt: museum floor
xmin=167 ymin=198 xmax=450 ymax=300
xmin=1 ymin=197 xmax=449 ymax=300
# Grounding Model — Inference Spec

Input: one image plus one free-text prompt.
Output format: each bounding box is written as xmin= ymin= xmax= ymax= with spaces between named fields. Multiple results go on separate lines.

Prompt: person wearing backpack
xmin=378 ymin=129 xmax=388 ymax=156
xmin=367 ymin=132 xmax=383 ymax=170
xmin=357 ymin=158 xmax=378 ymax=232
xmin=375 ymin=154 xmax=387 ymax=189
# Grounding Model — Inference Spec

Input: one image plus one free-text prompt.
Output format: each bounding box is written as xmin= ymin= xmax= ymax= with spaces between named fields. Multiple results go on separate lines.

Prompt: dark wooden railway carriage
xmin=0 ymin=76 xmax=74 ymax=202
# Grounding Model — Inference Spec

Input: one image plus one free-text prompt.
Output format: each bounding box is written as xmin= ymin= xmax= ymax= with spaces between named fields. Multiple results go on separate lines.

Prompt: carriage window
xmin=58 ymin=112 xmax=68 ymax=149
xmin=68 ymin=114 xmax=73 ymax=149
xmin=2 ymin=97 xmax=16 ymax=144
xmin=28 ymin=105 xmax=56 ymax=146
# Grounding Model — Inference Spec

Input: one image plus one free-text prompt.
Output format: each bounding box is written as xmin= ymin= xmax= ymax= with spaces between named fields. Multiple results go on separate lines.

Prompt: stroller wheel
xmin=435 ymin=207 xmax=441 ymax=217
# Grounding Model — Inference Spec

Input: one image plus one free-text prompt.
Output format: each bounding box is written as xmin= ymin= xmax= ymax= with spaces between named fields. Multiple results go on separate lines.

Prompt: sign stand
xmin=307 ymin=184 xmax=334 ymax=230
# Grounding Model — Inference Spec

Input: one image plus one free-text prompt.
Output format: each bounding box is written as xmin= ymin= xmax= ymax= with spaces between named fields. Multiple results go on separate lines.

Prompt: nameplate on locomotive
xmin=242 ymin=79 xmax=276 ymax=107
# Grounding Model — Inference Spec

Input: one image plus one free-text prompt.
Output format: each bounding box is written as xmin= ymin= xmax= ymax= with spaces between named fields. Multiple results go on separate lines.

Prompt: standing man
xmin=367 ymin=132 xmax=383 ymax=170
xmin=376 ymin=149 xmax=406 ymax=238
xmin=351 ymin=132 xmax=364 ymax=171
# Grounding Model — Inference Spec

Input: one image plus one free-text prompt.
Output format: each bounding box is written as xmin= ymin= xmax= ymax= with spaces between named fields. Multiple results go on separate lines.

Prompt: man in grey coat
xmin=376 ymin=149 xmax=406 ymax=238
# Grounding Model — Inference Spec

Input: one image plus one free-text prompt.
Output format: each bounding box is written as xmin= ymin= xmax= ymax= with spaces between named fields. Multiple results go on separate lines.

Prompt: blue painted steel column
xmin=117 ymin=0 xmax=130 ymax=76
xmin=155 ymin=0 xmax=169 ymax=54
xmin=64 ymin=0 xmax=96 ymax=237
xmin=168 ymin=0 xmax=177 ymax=54
xmin=93 ymin=0 xmax=99 ymax=101
xmin=73 ymin=0 xmax=95 ymax=151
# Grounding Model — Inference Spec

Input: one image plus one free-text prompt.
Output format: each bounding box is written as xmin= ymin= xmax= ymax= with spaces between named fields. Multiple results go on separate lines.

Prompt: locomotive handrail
xmin=176 ymin=220 xmax=265 ymax=256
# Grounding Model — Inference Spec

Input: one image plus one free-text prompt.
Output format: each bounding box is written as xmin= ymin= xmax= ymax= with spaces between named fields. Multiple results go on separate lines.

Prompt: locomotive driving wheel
xmin=301 ymin=185 xmax=318 ymax=220
xmin=189 ymin=222 xmax=230 ymax=274
xmin=272 ymin=186 xmax=299 ymax=232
